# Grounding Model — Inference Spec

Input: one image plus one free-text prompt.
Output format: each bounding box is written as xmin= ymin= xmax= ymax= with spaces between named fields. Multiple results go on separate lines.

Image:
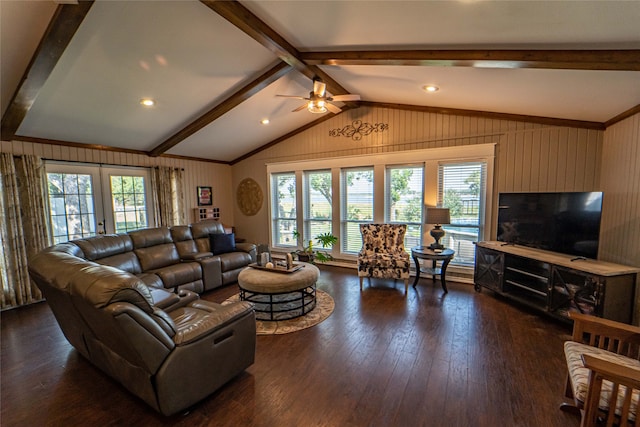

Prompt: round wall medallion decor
xmin=237 ymin=178 xmax=263 ymax=216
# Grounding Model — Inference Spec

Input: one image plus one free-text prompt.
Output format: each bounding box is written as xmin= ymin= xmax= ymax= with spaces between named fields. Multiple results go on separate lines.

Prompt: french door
xmin=46 ymin=163 xmax=153 ymax=244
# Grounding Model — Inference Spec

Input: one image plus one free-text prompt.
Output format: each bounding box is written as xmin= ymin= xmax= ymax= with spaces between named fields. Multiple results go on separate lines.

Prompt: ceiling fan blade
xmin=313 ymin=80 xmax=327 ymax=97
xmin=329 ymin=94 xmax=361 ymax=102
xmin=325 ymin=102 xmax=342 ymax=114
xmin=276 ymin=95 xmax=308 ymax=100
xmin=292 ymin=104 xmax=308 ymax=112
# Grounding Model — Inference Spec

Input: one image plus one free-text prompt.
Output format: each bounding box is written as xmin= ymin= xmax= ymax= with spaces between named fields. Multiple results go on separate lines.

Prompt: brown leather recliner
xmin=128 ymin=227 xmax=204 ymax=293
xmin=190 ymin=220 xmax=255 ymax=288
xmin=28 ymin=245 xmax=256 ymax=416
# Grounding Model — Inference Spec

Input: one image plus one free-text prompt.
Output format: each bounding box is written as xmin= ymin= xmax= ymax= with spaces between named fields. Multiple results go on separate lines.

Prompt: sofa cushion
xmin=149 ymin=262 xmax=202 ymax=289
xmin=219 ymin=251 xmax=252 ymax=271
xmin=73 ymin=234 xmax=134 ymax=260
xmin=564 ymin=340 xmax=640 ymax=421
xmin=191 ymin=219 xmax=225 ymax=252
xmin=210 ymin=233 xmax=236 ymax=255
xmin=170 ymin=225 xmax=199 ymax=258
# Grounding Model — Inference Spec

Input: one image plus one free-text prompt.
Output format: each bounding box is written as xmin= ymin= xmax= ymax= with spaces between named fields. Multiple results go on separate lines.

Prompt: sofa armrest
xmin=181 ymin=252 xmax=213 ymax=261
xmin=235 ymin=242 xmax=256 ymax=263
xmin=196 ymin=256 xmax=222 ymax=291
xmin=582 ymin=353 xmax=640 ymax=385
xmin=172 ymin=301 xmax=255 ymax=345
xmin=150 ymin=287 xmax=199 ymax=311
xmin=235 ymin=242 xmax=256 ymax=253
xmin=569 ymin=312 xmax=640 ymax=355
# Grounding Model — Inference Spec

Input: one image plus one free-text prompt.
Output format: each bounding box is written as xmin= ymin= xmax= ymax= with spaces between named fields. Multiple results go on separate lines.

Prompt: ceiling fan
xmin=276 ymin=78 xmax=360 ymax=114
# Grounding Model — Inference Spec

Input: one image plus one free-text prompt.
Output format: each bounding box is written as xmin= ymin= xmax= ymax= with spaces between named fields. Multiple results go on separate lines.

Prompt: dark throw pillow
xmin=209 ymin=233 xmax=236 ymax=255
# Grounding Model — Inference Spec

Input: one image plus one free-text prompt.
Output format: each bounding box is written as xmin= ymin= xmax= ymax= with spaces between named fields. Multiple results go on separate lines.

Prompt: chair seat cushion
xmin=564 ymin=340 xmax=640 ymax=421
xmin=357 ymin=253 xmax=410 ymax=270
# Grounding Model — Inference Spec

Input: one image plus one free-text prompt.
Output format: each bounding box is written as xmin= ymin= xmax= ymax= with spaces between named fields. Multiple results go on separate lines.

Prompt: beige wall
xmin=0 ymin=139 xmax=234 ymax=226
xmin=231 ymin=105 xmax=603 ymax=247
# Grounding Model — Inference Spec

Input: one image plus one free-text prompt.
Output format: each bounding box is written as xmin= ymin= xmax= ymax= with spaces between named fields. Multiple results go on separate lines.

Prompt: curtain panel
xmin=151 ymin=166 xmax=185 ymax=227
xmin=0 ymin=153 xmax=51 ymax=309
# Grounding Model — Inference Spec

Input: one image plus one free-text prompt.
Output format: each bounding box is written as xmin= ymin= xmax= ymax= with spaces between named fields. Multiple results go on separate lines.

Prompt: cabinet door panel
xmin=474 ymin=246 xmax=504 ymax=291
xmin=549 ymin=266 xmax=600 ymax=319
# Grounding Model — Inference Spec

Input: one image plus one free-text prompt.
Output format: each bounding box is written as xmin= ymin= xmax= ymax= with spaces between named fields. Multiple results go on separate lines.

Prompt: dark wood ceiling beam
xmin=360 ymin=101 xmax=605 ymax=130
xmin=301 ymin=50 xmax=640 ymax=71
xmin=149 ymin=62 xmax=292 ymax=157
xmin=230 ymin=107 xmax=355 ymax=165
xmin=201 ymin=0 xmax=358 ymax=107
xmin=201 ymin=0 xmax=308 ymax=76
xmin=1 ymin=1 xmax=94 ymax=140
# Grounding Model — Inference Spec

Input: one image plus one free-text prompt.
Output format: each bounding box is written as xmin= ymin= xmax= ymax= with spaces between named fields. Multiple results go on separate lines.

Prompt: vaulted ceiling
xmin=2 ymin=1 xmax=639 ymax=164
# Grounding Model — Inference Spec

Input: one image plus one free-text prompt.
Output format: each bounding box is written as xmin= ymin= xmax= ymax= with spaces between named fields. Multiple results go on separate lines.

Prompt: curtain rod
xmin=40 ymin=157 xmax=184 ymax=171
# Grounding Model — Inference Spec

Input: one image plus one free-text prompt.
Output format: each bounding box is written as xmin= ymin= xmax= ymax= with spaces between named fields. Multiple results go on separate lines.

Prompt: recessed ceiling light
xmin=140 ymin=98 xmax=155 ymax=107
xmin=261 ymin=118 xmax=270 ymax=125
xmin=422 ymin=85 xmax=439 ymax=93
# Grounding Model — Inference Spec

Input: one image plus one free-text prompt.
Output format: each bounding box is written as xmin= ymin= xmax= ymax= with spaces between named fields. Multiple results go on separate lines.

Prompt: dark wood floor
xmin=1 ymin=266 xmax=580 ymax=427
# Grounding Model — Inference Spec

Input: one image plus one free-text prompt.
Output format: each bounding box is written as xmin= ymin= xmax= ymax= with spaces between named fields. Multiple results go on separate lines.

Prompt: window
xmin=271 ymin=172 xmax=297 ymax=246
xmin=386 ymin=165 xmax=424 ymax=251
xmin=47 ymin=170 xmax=100 ymax=244
xmin=267 ymin=143 xmax=495 ymax=266
xmin=342 ymin=167 xmax=374 ymax=253
xmin=304 ymin=170 xmax=332 ymax=247
xmin=109 ymin=174 xmax=148 ymax=233
xmin=45 ymin=163 xmax=152 ymax=242
xmin=438 ymin=162 xmax=487 ymax=265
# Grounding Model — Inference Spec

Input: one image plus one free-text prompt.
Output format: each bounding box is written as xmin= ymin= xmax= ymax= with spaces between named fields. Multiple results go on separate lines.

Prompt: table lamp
xmin=425 ymin=207 xmax=450 ymax=250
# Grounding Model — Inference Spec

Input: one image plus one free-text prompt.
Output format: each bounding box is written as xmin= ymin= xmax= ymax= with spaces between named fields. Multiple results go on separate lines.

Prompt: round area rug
xmin=223 ymin=289 xmax=334 ymax=335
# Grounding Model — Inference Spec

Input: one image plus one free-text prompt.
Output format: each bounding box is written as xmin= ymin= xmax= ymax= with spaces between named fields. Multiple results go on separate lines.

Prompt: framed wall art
xmin=197 ymin=186 xmax=212 ymax=206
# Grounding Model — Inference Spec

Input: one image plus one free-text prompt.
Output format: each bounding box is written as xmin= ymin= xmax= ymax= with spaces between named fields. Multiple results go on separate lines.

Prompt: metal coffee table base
xmin=240 ymin=285 xmax=316 ymax=321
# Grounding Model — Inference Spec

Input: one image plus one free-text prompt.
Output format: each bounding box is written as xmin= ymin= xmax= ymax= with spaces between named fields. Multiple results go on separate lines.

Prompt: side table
xmin=411 ymin=246 xmax=455 ymax=293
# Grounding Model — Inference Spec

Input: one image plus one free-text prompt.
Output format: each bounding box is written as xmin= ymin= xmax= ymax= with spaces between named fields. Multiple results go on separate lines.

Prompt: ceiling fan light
xmin=307 ymin=100 xmax=327 ymax=113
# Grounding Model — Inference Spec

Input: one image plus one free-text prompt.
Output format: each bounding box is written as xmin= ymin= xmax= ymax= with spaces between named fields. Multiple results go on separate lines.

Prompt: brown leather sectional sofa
xmin=27 ymin=219 xmax=257 ymax=415
xmin=68 ymin=219 xmax=256 ymax=294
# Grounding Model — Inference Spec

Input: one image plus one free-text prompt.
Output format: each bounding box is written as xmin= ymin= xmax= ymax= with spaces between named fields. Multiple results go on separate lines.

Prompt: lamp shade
xmin=425 ymin=207 xmax=450 ymax=225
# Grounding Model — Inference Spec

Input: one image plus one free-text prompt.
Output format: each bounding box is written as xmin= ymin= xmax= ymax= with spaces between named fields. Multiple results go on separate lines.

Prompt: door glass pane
xmin=47 ymin=172 xmax=97 ymax=244
xmin=110 ymin=175 xmax=149 ymax=233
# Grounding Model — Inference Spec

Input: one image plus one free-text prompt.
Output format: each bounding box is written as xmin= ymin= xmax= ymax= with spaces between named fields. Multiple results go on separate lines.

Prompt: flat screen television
xmin=497 ymin=192 xmax=603 ymax=259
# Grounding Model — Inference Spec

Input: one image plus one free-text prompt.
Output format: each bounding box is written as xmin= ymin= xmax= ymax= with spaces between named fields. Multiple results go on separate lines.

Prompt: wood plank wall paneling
xmin=599 ymin=113 xmax=640 ymax=323
xmin=231 ymin=106 xmax=604 ymax=246
xmin=0 ymin=139 xmax=232 ymax=226
xmin=4 ymin=106 xmax=635 ymax=277
xmin=600 ymin=113 xmax=640 ymax=268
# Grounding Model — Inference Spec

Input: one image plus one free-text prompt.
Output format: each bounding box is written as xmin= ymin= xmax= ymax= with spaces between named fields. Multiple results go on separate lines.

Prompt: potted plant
xmin=292 ymin=230 xmax=338 ymax=263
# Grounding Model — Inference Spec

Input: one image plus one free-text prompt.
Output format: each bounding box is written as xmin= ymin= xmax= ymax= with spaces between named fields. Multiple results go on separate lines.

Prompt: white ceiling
xmin=2 ymin=1 xmax=640 ymax=163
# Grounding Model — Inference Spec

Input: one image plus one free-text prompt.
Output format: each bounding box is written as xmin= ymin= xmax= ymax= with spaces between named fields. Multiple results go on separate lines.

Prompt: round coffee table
xmin=237 ymin=263 xmax=320 ymax=321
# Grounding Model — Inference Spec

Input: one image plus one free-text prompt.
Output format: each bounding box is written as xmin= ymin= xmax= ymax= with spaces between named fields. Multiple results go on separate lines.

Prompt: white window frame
xmin=45 ymin=162 xmax=154 ymax=241
xmin=341 ymin=166 xmax=375 ymax=254
xmin=303 ymin=169 xmax=333 ymax=249
xmin=385 ymin=164 xmax=424 ymax=252
xmin=270 ymin=172 xmax=298 ymax=248
xmin=266 ymin=143 xmax=495 ymax=264
xmin=437 ymin=161 xmax=488 ymax=266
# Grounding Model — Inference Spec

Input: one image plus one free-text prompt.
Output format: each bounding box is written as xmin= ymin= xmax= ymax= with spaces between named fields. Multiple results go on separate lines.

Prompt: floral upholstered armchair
xmin=357 ymin=223 xmax=411 ymax=295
